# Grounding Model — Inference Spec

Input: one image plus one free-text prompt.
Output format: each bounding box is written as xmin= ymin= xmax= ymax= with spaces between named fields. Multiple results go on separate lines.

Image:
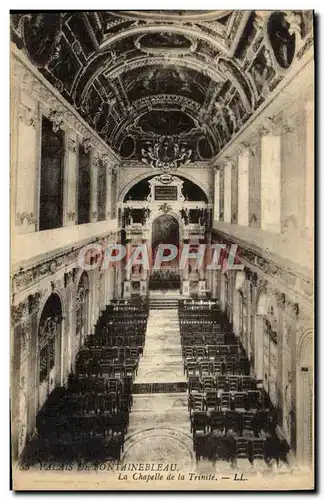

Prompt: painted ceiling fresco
xmin=11 ymin=10 xmax=313 ymax=162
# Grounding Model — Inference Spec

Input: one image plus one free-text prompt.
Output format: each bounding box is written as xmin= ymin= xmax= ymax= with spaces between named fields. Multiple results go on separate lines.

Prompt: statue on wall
xmin=180 ymin=207 xmax=189 ymax=225
xmin=268 ymin=11 xmax=297 ymax=69
xmin=123 ymin=206 xmax=132 ymax=226
xmin=142 ymin=207 xmax=151 ymax=225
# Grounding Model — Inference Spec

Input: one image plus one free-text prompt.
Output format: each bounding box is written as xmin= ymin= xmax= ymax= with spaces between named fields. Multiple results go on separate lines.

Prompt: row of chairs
xmin=76 ymin=359 xmax=138 ymax=378
xmin=78 ymin=346 xmax=141 ymax=361
xmin=193 ymin=432 xmax=287 ymax=466
xmin=37 ymin=410 xmax=128 ymax=443
xmin=180 ymin=334 xmax=237 ymax=346
xmin=185 ymin=359 xmax=250 ymax=377
xmin=190 ymin=409 xmax=272 ymax=436
xmin=22 ymin=434 xmax=125 ymax=465
xmin=85 ymin=334 xmax=145 ymax=348
xmin=188 ymin=374 xmax=257 ymax=393
xmin=188 ymin=390 xmax=263 ymax=415
xmin=55 ymin=391 xmax=133 ymax=414
xmin=68 ymin=374 xmax=133 ymax=395
xmin=182 ymin=344 xmax=240 ymax=359
xmin=30 ymin=300 xmax=147 ymax=468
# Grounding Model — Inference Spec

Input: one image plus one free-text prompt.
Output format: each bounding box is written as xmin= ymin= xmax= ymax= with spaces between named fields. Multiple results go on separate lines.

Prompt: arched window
xmin=38 ymin=293 xmax=62 ymax=409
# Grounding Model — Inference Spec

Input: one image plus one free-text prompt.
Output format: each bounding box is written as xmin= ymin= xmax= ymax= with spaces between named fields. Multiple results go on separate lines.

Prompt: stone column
xmin=231 ymin=158 xmax=238 ymax=224
xmin=224 ymin=160 xmax=232 ymax=223
xmin=305 ymin=99 xmax=314 ymax=233
xmin=213 ymin=168 xmax=220 ymax=221
xmin=260 ymin=132 xmax=281 ymax=233
xmin=14 ymin=91 xmax=40 ymax=234
xmin=123 ymin=239 xmax=132 ymax=298
xmin=237 ymin=146 xmax=250 ymax=226
xmin=63 ymin=132 xmax=78 ymax=226
xmin=248 ymin=135 xmax=261 ymax=228
xmin=219 ymin=166 xmax=225 ymax=222
xmin=64 ymin=269 xmax=76 ymax=377
xmin=181 ymin=239 xmax=190 ymax=296
xmin=104 ymin=159 xmax=112 ymax=219
xmin=90 ymin=150 xmax=98 ymax=223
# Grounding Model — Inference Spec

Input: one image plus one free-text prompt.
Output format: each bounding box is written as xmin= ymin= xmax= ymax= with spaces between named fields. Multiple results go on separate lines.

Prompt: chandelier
xmin=141 ymin=136 xmax=192 ymax=173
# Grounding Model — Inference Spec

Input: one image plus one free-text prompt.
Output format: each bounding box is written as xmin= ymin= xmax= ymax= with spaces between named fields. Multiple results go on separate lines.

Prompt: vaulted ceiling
xmin=10 ymin=10 xmax=313 ymax=161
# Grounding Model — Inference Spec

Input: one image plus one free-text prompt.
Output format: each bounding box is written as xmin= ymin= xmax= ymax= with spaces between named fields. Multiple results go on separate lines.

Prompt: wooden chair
xmin=188 ymin=375 xmax=201 ymax=393
xmin=216 ymin=375 xmax=228 ymax=392
xmin=195 ymin=345 xmax=206 ymax=359
xmin=207 ymin=410 xmax=224 ymax=434
xmin=247 ymin=390 xmax=263 ymax=411
xmin=213 ymin=361 xmax=223 ymax=375
xmin=199 ymin=360 xmax=212 ymax=377
xmin=220 ymin=392 xmax=231 ymax=411
xmin=185 ymin=359 xmax=198 ymax=377
xmin=190 ymin=411 xmax=208 ymax=435
xmin=242 ymin=412 xmax=255 ymax=435
xmin=202 ymin=376 xmax=214 ymax=392
xmin=183 ymin=346 xmax=194 ymax=358
xmin=234 ymin=392 xmax=247 ymax=412
xmin=228 ymin=376 xmax=239 ymax=392
xmin=235 ymin=438 xmax=250 ymax=462
xmin=188 ymin=393 xmax=204 ymax=415
xmin=207 ymin=345 xmax=217 ymax=358
xmin=250 ymin=438 xmax=265 ymax=464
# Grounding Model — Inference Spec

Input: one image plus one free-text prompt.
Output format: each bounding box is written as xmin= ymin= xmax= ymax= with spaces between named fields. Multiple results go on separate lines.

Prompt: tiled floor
xmin=123 ymin=309 xmax=193 ymax=465
xmin=135 ymin=310 xmax=186 ymax=384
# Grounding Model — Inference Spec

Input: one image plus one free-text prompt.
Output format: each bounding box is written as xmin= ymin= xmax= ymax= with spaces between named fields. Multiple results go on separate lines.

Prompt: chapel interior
xmin=10 ymin=10 xmax=314 ymax=480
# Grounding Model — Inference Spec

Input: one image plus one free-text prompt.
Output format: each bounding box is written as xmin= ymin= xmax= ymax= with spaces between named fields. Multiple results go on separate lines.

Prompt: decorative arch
xmin=118 ymin=170 xmax=212 ymax=204
xmin=37 ymin=292 xmax=63 ymax=410
xmin=297 ymin=328 xmax=313 ymax=367
xmin=37 ymin=287 xmax=65 ymax=332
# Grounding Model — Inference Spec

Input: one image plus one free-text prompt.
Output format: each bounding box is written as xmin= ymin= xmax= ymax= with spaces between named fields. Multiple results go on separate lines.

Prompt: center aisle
xmin=121 ymin=303 xmax=195 ymax=468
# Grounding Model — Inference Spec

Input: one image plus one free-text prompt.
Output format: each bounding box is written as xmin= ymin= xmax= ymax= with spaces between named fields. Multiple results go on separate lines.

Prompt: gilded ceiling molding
xmin=99 ymin=24 xmax=235 ymax=56
xmin=103 ymin=54 xmax=224 ymax=84
xmin=114 ymin=10 xmax=233 ymax=22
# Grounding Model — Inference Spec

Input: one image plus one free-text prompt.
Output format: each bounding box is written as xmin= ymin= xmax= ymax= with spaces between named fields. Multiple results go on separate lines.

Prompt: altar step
xmin=149 ymin=298 xmax=179 ymax=309
xmin=133 ymin=381 xmax=187 ymax=394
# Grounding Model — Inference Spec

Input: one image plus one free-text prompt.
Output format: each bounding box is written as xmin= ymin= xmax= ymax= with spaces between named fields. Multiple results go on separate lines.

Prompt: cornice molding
xmin=212 ymin=228 xmax=313 ymax=312
xmin=11 ymin=230 xmax=118 ymax=298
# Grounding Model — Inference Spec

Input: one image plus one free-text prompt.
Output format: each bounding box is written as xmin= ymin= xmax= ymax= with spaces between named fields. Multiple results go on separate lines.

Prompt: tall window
xmin=78 ymin=144 xmax=91 ymax=224
xmin=39 ymin=116 xmax=64 ymax=231
xmin=97 ymin=158 xmax=106 ymax=221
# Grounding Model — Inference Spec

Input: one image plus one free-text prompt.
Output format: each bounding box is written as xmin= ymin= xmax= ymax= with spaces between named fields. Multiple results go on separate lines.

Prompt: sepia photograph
xmin=9 ymin=8 xmax=315 ymax=491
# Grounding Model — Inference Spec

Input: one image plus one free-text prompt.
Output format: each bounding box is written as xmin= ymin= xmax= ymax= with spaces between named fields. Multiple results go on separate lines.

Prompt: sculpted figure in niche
xmin=268 ymin=12 xmax=296 ymax=69
xmin=250 ymin=47 xmax=275 ymax=95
